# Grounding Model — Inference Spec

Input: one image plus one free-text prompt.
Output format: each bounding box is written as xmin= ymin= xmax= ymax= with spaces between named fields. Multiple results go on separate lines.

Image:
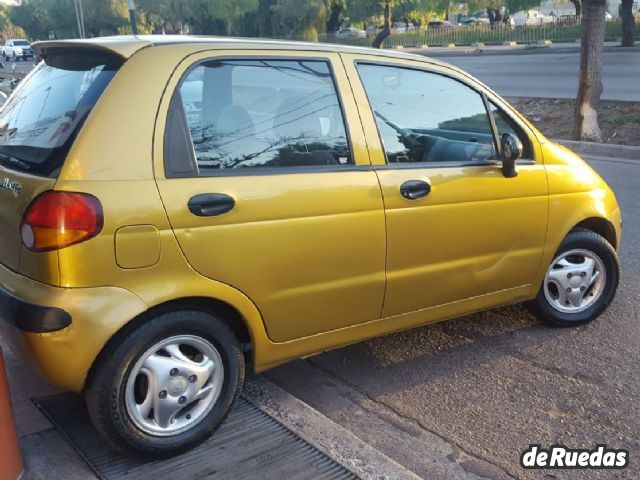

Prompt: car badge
xmin=0 ymin=177 xmax=22 ymax=195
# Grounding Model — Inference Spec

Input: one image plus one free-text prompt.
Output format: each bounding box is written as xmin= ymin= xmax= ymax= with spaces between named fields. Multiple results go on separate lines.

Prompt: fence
xmin=318 ymin=20 xmax=634 ymax=48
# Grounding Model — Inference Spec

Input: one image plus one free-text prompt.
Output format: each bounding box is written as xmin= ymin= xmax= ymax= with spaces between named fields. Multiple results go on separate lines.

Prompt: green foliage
xmin=0 ymin=0 xmax=582 ymax=41
xmin=0 ymin=4 xmax=12 ymax=33
xmin=8 ymin=0 xmax=52 ymax=39
xmin=8 ymin=0 xmax=130 ymax=39
xmin=269 ymin=0 xmax=327 ymax=37
xmin=504 ymin=0 xmax=545 ymax=14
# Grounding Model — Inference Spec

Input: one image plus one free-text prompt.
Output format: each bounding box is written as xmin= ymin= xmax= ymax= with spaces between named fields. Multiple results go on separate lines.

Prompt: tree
xmin=504 ymin=0 xmax=544 ymax=12
xmin=136 ymin=0 xmax=258 ymax=36
xmin=270 ymin=0 xmax=326 ymax=39
xmin=619 ymin=0 xmax=635 ymax=47
xmin=372 ymin=0 xmax=391 ymax=48
xmin=8 ymin=0 xmax=52 ymax=39
xmin=574 ymin=0 xmax=607 ymax=141
xmin=569 ymin=0 xmax=582 ymax=21
xmin=325 ymin=0 xmax=346 ymax=33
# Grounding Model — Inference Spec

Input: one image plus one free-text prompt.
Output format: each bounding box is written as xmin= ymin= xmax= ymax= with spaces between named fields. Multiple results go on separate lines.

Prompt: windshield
xmin=0 ymin=50 xmax=122 ymax=177
xmin=14 ymin=40 xmax=30 ymax=47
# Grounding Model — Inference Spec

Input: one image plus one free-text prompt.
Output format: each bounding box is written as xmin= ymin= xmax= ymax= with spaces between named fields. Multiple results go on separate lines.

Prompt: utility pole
xmin=73 ymin=0 xmax=86 ymax=38
xmin=128 ymin=0 xmax=139 ymax=35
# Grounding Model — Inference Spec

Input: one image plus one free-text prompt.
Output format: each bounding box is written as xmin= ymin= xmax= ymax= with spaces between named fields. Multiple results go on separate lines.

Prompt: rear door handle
xmin=188 ymin=193 xmax=235 ymax=217
xmin=400 ymin=180 xmax=431 ymax=200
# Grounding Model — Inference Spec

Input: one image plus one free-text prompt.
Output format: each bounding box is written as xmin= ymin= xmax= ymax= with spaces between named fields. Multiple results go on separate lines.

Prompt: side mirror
xmin=500 ymin=132 xmax=522 ymax=178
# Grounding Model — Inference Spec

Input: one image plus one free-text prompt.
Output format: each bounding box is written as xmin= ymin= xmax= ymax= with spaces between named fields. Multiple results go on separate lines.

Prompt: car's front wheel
xmin=85 ymin=310 xmax=245 ymax=458
xmin=527 ymin=230 xmax=619 ymax=327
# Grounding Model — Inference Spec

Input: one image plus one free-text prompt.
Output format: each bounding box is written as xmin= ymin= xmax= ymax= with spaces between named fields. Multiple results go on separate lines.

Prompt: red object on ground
xmin=0 ymin=347 xmax=24 ymax=480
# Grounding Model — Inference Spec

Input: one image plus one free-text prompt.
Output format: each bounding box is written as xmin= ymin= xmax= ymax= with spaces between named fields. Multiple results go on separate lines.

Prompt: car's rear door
xmin=341 ymin=53 xmax=548 ymax=318
xmin=154 ymin=50 xmax=386 ymax=342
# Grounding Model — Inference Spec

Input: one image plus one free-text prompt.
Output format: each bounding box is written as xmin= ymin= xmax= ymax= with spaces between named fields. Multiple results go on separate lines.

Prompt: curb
xmin=555 ymin=139 xmax=640 ymax=161
xmin=244 ymin=375 xmax=422 ymax=480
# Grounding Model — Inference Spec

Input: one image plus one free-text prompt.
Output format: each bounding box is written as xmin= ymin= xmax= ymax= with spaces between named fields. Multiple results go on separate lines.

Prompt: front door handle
xmin=400 ymin=180 xmax=431 ymax=200
xmin=188 ymin=193 xmax=236 ymax=217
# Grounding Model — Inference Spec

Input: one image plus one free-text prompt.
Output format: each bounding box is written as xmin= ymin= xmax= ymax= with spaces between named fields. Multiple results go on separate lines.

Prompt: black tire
xmin=527 ymin=230 xmax=619 ymax=327
xmin=85 ymin=310 xmax=245 ymax=458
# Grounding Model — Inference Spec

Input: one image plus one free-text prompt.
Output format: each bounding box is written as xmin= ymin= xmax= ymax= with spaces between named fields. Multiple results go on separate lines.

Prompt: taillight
xmin=20 ymin=191 xmax=103 ymax=252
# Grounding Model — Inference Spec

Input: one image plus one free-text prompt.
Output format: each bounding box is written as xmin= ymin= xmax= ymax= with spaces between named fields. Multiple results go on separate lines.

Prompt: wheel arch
xmin=571 ymin=217 xmax=617 ymax=250
xmin=84 ymin=296 xmax=256 ymax=392
xmin=531 ymin=210 xmax=620 ymax=300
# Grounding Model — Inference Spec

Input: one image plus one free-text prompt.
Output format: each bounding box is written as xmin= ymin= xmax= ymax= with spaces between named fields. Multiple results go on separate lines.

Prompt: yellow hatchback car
xmin=0 ymin=36 xmax=621 ymax=457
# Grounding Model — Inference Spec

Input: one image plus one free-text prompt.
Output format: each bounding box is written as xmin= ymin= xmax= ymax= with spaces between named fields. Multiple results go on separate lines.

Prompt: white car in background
xmin=2 ymin=39 xmax=34 ymax=61
xmin=337 ymin=27 xmax=366 ymax=39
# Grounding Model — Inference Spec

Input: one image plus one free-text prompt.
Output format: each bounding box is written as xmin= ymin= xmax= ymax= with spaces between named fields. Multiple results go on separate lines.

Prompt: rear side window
xmin=165 ymin=59 xmax=352 ymax=176
xmin=0 ymin=50 xmax=122 ymax=178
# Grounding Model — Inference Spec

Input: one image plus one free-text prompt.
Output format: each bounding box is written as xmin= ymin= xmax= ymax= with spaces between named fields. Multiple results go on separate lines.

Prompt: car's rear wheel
xmin=527 ymin=230 xmax=619 ymax=327
xmin=85 ymin=310 xmax=244 ymax=458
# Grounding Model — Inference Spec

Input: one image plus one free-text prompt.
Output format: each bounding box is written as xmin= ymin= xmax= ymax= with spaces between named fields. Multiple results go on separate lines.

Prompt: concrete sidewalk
xmin=0 ymin=333 xmax=420 ymax=480
xmin=1 ymin=341 xmax=95 ymax=480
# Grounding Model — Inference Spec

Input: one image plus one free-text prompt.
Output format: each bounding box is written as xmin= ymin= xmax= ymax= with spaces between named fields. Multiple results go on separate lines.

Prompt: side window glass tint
xmin=489 ymin=102 xmax=533 ymax=159
xmin=357 ymin=64 xmax=497 ymax=165
xmin=169 ymin=59 xmax=352 ymax=174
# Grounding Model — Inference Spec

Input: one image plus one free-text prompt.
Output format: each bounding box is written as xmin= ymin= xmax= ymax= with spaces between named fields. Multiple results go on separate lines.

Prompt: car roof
xmin=32 ymin=35 xmax=449 ymax=67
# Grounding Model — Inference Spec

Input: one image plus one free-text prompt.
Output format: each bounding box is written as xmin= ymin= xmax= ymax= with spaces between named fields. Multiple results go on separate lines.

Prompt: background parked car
xmin=2 ymin=39 xmax=34 ymax=61
xmin=459 ymin=17 xmax=490 ymax=28
xmin=337 ymin=27 xmax=366 ymax=39
xmin=428 ymin=19 xmax=454 ymax=28
xmin=391 ymin=21 xmax=407 ymax=33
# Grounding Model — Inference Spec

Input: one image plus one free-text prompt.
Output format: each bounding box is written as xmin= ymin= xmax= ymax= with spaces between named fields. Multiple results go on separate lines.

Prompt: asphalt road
xmin=268 ymin=154 xmax=640 ymax=479
xmin=434 ymin=50 xmax=640 ymax=101
xmin=0 ymin=59 xmax=35 ymax=74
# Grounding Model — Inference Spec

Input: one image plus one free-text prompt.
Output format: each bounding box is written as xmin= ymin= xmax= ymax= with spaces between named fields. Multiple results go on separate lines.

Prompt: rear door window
xmin=165 ymin=59 xmax=352 ymax=176
xmin=0 ymin=50 xmax=122 ymax=178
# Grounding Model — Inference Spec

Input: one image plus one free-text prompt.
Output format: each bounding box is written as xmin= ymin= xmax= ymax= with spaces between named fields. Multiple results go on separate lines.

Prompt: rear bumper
xmin=0 ymin=287 xmax=71 ymax=333
xmin=0 ymin=263 xmax=148 ymax=392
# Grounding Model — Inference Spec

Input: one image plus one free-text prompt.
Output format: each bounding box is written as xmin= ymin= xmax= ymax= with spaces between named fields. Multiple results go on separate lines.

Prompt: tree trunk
xmin=487 ymin=8 xmax=496 ymax=26
xmin=570 ymin=0 xmax=582 ymax=22
xmin=574 ymin=0 xmax=606 ymax=141
xmin=620 ymin=0 xmax=635 ymax=47
xmin=372 ymin=0 xmax=391 ymax=49
xmin=326 ymin=2 xmax=343 ymax=34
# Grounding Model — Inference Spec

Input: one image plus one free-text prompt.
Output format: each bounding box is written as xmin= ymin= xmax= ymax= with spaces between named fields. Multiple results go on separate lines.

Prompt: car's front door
xmin=155 ymin=51 xmax=386 ymax=342
xmin=342 ymin=55 xmax=549 ymax=317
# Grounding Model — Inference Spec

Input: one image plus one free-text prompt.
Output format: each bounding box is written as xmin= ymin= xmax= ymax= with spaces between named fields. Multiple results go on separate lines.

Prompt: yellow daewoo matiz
xmin=0 ymin=36 xmax=621 ymax=457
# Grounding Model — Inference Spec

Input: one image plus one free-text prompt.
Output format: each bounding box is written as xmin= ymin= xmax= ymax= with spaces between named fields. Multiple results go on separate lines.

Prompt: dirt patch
xmin=507 ymin=97 xmax=640 ymax=146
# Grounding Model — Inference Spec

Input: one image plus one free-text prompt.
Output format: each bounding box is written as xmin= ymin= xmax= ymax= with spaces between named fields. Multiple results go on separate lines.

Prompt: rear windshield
xmin=0 ymin=50 xmax=122 ymax=177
